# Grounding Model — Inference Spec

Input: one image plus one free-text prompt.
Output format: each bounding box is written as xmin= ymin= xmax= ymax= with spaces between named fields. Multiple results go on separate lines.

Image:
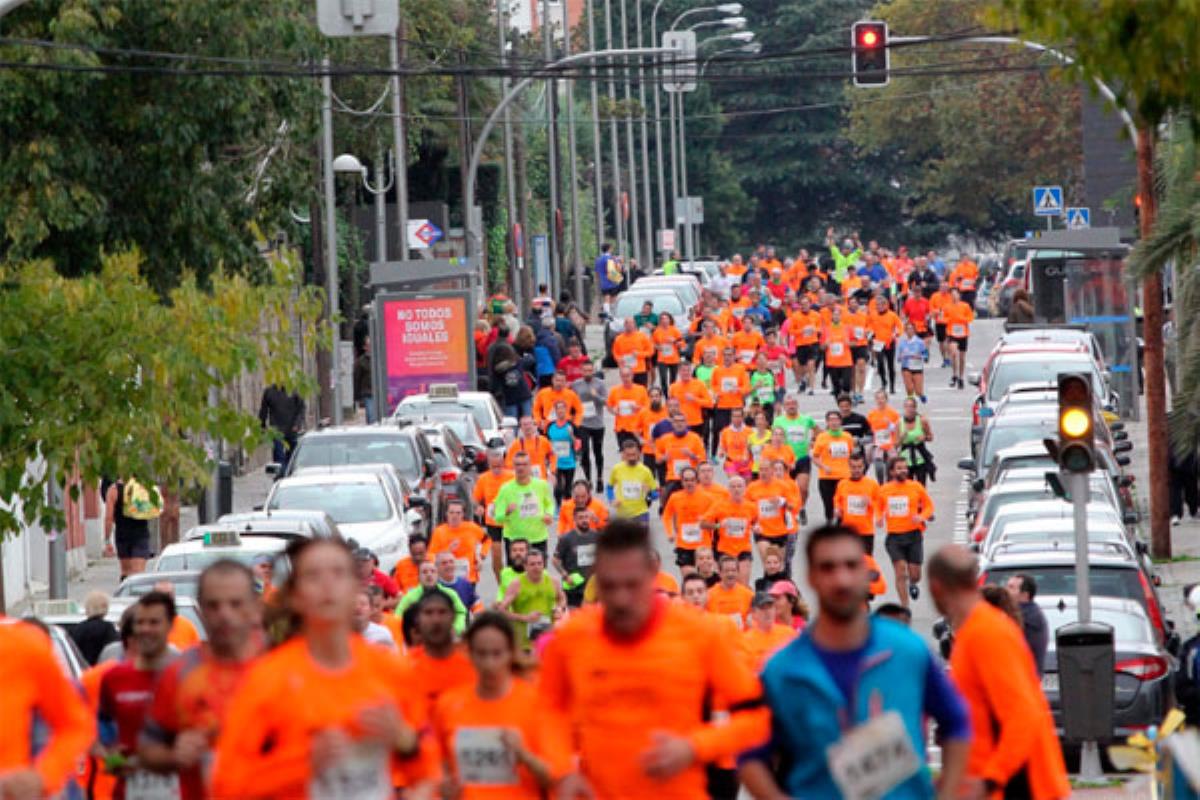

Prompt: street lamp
xmin=701 ymin=39 xmax=760 ymax=74
xmin=334 ymin=151 xmax=394 ymax=264
xmin=689 ymin=15 xmax=747 ymax=31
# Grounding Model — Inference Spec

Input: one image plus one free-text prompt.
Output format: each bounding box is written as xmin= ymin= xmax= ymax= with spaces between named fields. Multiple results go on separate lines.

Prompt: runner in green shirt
xmin=491 ymin=451 xmax=556 ymax=561
xmin=607 ymin=438 xmax=659 ymax=520
xmin=825 ymin=226 xmax=863 ymax=286
xmin=773 ymin=393 xmax=819 ymax=526
xmin=748 ymin=353 xmax=778 ymax=420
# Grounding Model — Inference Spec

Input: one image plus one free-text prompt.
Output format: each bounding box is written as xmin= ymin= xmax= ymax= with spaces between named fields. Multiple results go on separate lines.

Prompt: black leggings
xmin=578 ymin=426 xmax=605 ymax=483
xmin=554 ymin=468 xmax=575 ymax=503
xmin=875 ymin=344 xmax=896 ymax=392
xmin=829 ymin=366 xmax=853 ymax=397
xmin=658 ymin=362 xmax=679 ymax=388
xmin=818 ymin=478 xmax=839 ymax=522
xmin=710 ymin=408 xmax=732 ymax=456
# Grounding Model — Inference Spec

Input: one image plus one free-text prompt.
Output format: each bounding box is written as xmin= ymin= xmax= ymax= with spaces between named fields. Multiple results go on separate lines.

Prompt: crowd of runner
xmin=4 ymin=235 xmax=1072 ymax=800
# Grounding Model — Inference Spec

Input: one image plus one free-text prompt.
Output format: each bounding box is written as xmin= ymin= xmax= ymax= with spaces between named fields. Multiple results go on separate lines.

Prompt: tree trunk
xmin=1139 ymin=128 xmax=1170 ymax=558
xmin=312 ymin=193 xmax=334 ymax=425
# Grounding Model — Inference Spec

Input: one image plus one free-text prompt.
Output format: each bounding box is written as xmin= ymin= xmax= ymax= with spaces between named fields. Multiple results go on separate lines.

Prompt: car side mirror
xmin=957 ymin=458 xmax=975 ymax=472
xmin=487 ymin=437 xmax=505 ymax=449
xmin=1117 ymin=455 xmax=1131 ymax=467
xmin=1123 ymin=510 xmax=1140 ymax=526
xmin=1112 ymin=430 xmax=1129 ymax=441
xmin=968 ymin=542 xmax=980 ymax=553
xmin=423 ymin=458 xmax=437 ymax=479
xmin=967 ymin=373 xmax=981 ymax=387
xmin=1136 ymin=540 xmax=1149 ymax=555
xmin=1109 ymin=421 xmax=1125 ymax=432
xmin=265 ymin=463 xmax=280 ymax=476
xmin=972 ymin=478 xmax=985 ymax=493
xmin=406 ymin=496 xmax=431 ymax=510
xmin=1114 ymin=440 xmax=1132 ymax=453
xmin=501 ymin=416 xmax=518 ymax=429
xmin=1168 ymin=632 xmax=1182 ymax=657
xmin=252 ymin=504 xmax=264 ymax=512
xmin=1119 ymin=475 xmax=1135 ymax=488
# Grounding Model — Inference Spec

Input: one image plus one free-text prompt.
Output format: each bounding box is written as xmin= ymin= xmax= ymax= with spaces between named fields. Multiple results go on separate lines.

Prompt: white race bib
xmin=454 ymin=727 xmax=519 ymax=786
xmin=829 ymin=440 xmax=850 ymax=459
xmin=874 ymin=429 xmax=892 ymax=446
xmin=872 ymin=341 xmax=885 ymax=353
xmin=582 ymin=401 xmax=599 ymax=418
xmin=887 ymin=495 xmax=910 ymax=518
xmin=621 ymin=480 xmax=642 ymax=500
xmin=454 ymin=558 xmax=471 ymax=579
xmin=680 ymin=523 xmax=702 ymax=544
xmin=618 ymin=400 xmax=636 ymax=417
xmin=310 ymin=746 xmax=392 ymax=800
xmin=725 ymin=518 xmax=748 ymax=538
xmin=659 ymin=343 xmax=675 ymax=357
xmin=519 ymin=494 xmax=540 ymax=518
xmin=826 ymin=712 xmax=920 ymax=800
xmin=830 ymin=342 xmax=845 ymax=357
xmin=125 ymin=772 xmax=181 ymax=800
xmin=551 ymin=440 xmax=571 ymax=458
xmin=961 ymin=278 xmax=975 ymax=290
xmin=576 ymin=543 xmax=596 ymax=567
xmin=951 ymin=323 xmax=967 ymax=338
xmin=853 ymin=326 xmax=865 ymax=340
xmin=846 ymin=495 xmax=869 ymax=517
xmin=738 ymin=349 xmax=756 ymax=364
xmin=758 ymin=498 xmax=779 ymax=518
xmin=623 ymin=354 xmax=637 ymax=367
xmin=720 ymin=377 xmax=739 ymax=394
xmin=672 ymin=458 xmax=692 ymax=477
xmin=786 ymin=426 xmax=805 ymax=443
xmin=802 ymin=325 xmax=815 ymax=339
xmin=756 ymin=386 xmax=775 ymax=403
xmin=732 ymin=307 xmax=746 ymax=319
xmin=705 ymin=346 xmax=718 ymax=360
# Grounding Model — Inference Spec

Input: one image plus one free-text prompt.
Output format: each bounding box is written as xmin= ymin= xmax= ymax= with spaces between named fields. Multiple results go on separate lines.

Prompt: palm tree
xmin=1128 ymin=116 xmax=1200 ymax=458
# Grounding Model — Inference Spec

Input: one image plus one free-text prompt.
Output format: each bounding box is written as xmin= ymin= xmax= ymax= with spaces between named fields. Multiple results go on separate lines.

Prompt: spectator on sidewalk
xmin=70 ymin=591 xmax=119 ymax=666
xmin=353 ymin=336 xmax=375 ymax=424
xmin=1170 ymin=445 xmax=1200 ymax=525
xmin=258 ymin=384 xmax=305 ymax=471
xmin=1005 ymin=573 xmax=1049 ymax=677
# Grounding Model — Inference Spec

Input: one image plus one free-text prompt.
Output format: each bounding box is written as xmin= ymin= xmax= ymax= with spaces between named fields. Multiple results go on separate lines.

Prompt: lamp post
xmin=619 ymin=0 xmax=643 ymax=275
xmin=333 ymin=151 xmax=395 ymax=264
xmin=701 ymin=38 xmax=759 ymax=73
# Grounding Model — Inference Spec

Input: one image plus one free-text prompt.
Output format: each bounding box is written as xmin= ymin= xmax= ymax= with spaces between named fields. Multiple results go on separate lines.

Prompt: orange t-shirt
xmin=692 ymin=334 xmax=730 ymax=364
xmin=392 ymin=556 xmax=423 ymax=594
xmin=608 ymin=384 xmax=650 ymax=434
xmin=1 ymin=622 xmax=95 ymax=797
xmin=639 ymin=405 xmax=669 ymax=455
xmin=538 ymin=600 xmax=768 ymax=799
xmin=711 ymin=364 xmax=750 ymax=409
xmin=743 ymin=624 xmax=797 ymax=671
xmin=943 ymin=301 xmax=975 ymax=340
xmin=703 ymin=498 xmax=759 ymax=556
xmin=747 ymin=478 xmax=793 ymax=538
xmin=823 ymin=325 xmax=853 ymax=368
xmin=80 ymin=662 xmax=119 ymax=800
xmin=169 ymin=615 xmax=201 ymax=650
xmin=669 ymin=379 xmax=712 ymax=427
xmin=706 ymin=583 xmax=754 ymax=623
xmin=877 ymin=479 xmax=935 ymax=534
xmin=612 ymin=331 xmax=654 ymax=373
xmin=472 ymin=469 xmax=513 ymax=528
xmin=209 ymin=637 xmax=437 ymax=798
xmin=787 ymin=310 xmax=822 ymax=346
xmin=655 ymin=431 xmax=707 ymax=482
xmin=811 ymin=431 xmax=853 ymax=480
xmin=868 ymin=309 xmax=903 ymax=347
xmin=844 ymin=310 xmax=869 ymax=346
xmin=429 ymin=521 xmax=490 ymax=582
xmin=652 ymin=326 xmax=685 ymax=365
xmin=834 ymin=476 xmax=881 ymax=536
xmin=930 ymin=291 xmax=953 ymax=323
xmin=719 ymin=425 xmax=752 ymax=463
xmin=867 ymin=406 xmax=901 ymax=451
xmin=663 ymin=488 xmax=715 ymax=550
xmin=731 ymin=330 xmax=765 ymax=365
xmin=532 ymin=386 xmax=583 ymax=427
xmin=951 ymin=261 xmax=980 ymax=292
xmin=699 ymin=481 xmax=731 ymax=507
xmin=759 ymin=443 xmax=796 ymax=471
xmin=505 ymin=435 xmax=556 ymax=480
xmin=556 ymin=497 xmax=610 ymax=534
xmin=433 ymin=679 xmax=571 ymax=799
xmin=841 ymin=275 xmax=864 ymax=298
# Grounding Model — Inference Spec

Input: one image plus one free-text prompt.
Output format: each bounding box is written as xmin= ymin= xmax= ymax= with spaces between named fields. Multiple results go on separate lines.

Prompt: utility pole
xmin=321 ymin=57 xmax=343 ymax=425
xmin=389 ymin=30 xmax=408 ymax=260
xmin=498 ymin=1 xmax=518 ymax=297
xmin=585 ymin=0 xmax=606 ymax=310
xmin=619 ymin=0 xmax=642 ymax=273
xmin=542 ymin=0 xmax=563 ymax=290
xmin=563 ymin=7 xmax=584 ymax=302
xmin=635 ymin=0 xmax=655 ymax=267
xmin=603 ymin=0 xmax=625 ymax=264
xmin=514 ymin=120 xmax=534 ymax=307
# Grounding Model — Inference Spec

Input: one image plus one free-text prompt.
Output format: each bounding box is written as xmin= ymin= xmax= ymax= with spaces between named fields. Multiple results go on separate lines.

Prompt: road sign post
xmin=406 ymin=219 xmax=444 ymax=250
xmin=1066 ymin=207 xmax=1091 ymax=230
xmin=661 ymin=31 xmax=697 ymax=93
xmin=1033 ymin=185 xmax=1064 ymax=231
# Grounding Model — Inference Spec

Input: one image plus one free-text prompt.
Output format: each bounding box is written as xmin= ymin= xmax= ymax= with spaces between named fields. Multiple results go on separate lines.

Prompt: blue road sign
xmin=1033 ymin=186 xmax=1064 ymax=217
xmin=1066 ymin=207 xmax=1091 ymax=230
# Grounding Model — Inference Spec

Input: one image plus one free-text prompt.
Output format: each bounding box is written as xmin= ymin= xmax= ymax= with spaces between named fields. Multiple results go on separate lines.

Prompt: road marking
xmin=952 ymin=475 xmax=971 ymax=543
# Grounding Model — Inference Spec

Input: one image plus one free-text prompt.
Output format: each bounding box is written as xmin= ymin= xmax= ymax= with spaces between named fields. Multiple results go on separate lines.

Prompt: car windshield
xmin=1040 ymin=605 xmax=1152 ymax=645
xmin=981 ymin=421 xmax=1058 ymax=467
xmin=988 ymin=359 xmax=1099 ymax=402
xmin=981 ymin=489 xmax=1056 ymax=526
xmin=156 ymin=549 xmax=275 ymax=572
xmin=985 ymin=565 xmax=1144 ymax=605
xmin=399 ymin=399 xmax=492 ymax=430
xmin=613 ymin=293 xmax=684 ymax=320
xmin=992 ymin=510 xmax=1120 ymax=542
xmin=421 ymin=415 xmax=478 ymax=443
xmin=291 ymin=436 xmax=419 ymax=479
xmin=269 ymin=482 xmax=391 ymax=524
xmin=117 ymin=578 xmax=199 ymax=598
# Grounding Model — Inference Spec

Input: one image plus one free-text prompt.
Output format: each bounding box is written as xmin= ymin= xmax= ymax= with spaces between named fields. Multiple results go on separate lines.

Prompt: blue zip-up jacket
xmin=757 ymin=617 xmax=942 ymax=799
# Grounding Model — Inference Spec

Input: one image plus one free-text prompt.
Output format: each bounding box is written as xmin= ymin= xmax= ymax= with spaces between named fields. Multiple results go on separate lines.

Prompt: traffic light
xmin=1057 ymin=373 xmax=1095 ymax=472
xmin=852 ymin=21 xmax=889 ymax=87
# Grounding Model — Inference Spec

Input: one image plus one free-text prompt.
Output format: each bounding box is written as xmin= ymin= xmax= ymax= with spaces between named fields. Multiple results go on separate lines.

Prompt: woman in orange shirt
xmin=210 ymin=538 xmax=437 ymax=798
xmin=651 ymin=312 xmax=684 ymax=387
xmin=868 ymin=294 xmax=903 ymax=395
xmin=433 ymin=613 xmax=567 ymax=799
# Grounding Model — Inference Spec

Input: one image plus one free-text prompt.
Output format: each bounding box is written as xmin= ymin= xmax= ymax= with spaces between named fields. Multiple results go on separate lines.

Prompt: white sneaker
xmin=1172 ymin=516 xmax=1182 ymax=527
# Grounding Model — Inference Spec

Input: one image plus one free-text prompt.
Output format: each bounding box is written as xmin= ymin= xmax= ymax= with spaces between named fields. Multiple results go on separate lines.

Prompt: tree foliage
xmin=845 ymin=0 xmax=1081 ymax=238
xmin=0 ymin=250 xmax=323 ymax=540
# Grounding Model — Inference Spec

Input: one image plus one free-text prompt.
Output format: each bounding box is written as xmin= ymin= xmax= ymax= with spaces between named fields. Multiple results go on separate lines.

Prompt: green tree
xmin=0 ymin=249 xmax=323 ymax=542
xmin=845 ymin=0 xmax=1081 ymax=238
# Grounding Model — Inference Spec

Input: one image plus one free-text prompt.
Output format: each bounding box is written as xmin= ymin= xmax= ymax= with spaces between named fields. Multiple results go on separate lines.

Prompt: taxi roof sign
xmin=428 ymin=384 xmax=460 ymax=399
xmin=203 ymin=530 xmax=242 ymax=548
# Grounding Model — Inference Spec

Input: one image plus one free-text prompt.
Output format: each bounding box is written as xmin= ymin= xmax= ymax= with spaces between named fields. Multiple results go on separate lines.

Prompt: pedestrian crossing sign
xmin=1066 ymin=207 xmax=1091 ymax=229
xmin=1033 ymin=186 xmax=1063 ymax=217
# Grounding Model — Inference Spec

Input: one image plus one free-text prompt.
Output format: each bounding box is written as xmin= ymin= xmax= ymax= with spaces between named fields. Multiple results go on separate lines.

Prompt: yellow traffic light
xmin=1060 ymin=407 xmax=1092 ymax=439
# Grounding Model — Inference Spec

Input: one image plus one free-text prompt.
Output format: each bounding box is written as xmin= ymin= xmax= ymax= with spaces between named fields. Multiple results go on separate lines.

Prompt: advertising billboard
xmin=375 ymin=290 xmax=474 ymax=414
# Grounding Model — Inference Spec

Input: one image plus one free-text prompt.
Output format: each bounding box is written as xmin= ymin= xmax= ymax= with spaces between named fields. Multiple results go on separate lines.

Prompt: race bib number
xmin=757 ymin=386 xmax=775 ymax=403
xmin=310 ymin=746 xmax=391 ymax=800
xmin=738 ymin=349 xmax=756 ymax=364
xmin=786 ymin=426 xmax=805 ymax=443
xmin=672 ymin=458 xmax=692 ymax=477
xmin=576 ymin=543 xmax=596 ymax=567
xmin=846 ymin=495 xmax=869 ymax=517
xmin=874 ymin=429 xmax=892 ymax=447
xmin=758 ymin=499 xmax=779 ymax=518
xmin=519 ymin=494 xmax=540 ymax=518
xmin=621 ymin=480 xmax=643 ymax=500
xmin=829 ymin=342 xmax=845 ymax=357
xmin=125 ymin=772 xmax=181 ymax=800
xmin=551 ymin=440 xmax=571 ymax=458
xmin=961 ymin=278 xmax=975 ymax=290
xmin=826 ymin=712 xmax=920 ymax=800
xmin=454 ymin=558 xmax=471 ymax=579
xmin=725 ymin=518 xmax=748 ymax=538
xmin=732 ymin=307 xmax=746 ymax=319
xmin=887 ymin=495 xmax=910 ymax=518
xmin=802 ymin=325 xmax=815 ymax=339
xmin=704 ymin=346 xmax=718 ymax=360
xmin=853 ymin=326 xmax=865 ymax=341
xmin=454 ymin=727 xmax=519 ymax=787
xmin=617 ymin=400 xmax=636 ymax=417
xmin=829 ymin=440 xmax=850 ymax=459
xmin=951 ymin=323 xmax=967 ymax=338
xmin=680 ymin=523 xmax=702 ymax=544
xmin=582 ymin=401 xmax=599 ymax=418
xmin=623 ymin=354 xmax=637 ymax=367
xmin=721 ymin=377 xmax=739 ymax=394
xmin=872 ymin=341 xmax=885 ymax=353
xmin=659 ymin=343 xmax=675 ymax=357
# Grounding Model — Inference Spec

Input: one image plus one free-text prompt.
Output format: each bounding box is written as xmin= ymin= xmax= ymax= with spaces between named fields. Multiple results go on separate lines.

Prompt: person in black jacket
xmin=1006 ymin=573 xmax=1049 ymax=676
xmin=1176 ymin=585 xmax=1200 ymax=721
xmin=258 ymin=384 xmax=305 ymax=469
xmin=69 ymin=591 xmax=119 ymax=666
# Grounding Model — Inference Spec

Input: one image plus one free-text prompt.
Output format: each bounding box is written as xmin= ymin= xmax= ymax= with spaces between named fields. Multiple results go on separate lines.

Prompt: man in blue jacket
xmin=739 ymin=524 xmax=971 ymax=799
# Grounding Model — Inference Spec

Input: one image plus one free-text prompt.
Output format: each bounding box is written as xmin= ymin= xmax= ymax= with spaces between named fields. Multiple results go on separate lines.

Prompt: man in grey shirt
xmin=571 ymin=359 xmax=609 ymax=492
xmin=1006 ymin=573 xmax=1049 ymax=676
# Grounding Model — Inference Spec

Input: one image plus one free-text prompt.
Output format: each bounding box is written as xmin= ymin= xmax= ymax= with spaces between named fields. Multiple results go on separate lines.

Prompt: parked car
xmin=1038 ymin=595 xmax=1175 ymax=741
xmin=993 ymin=259 xmax=1026 ymax=317
xmin=213 ymin=509 xmax=341 ymax=540
xmin=604 ymin=289 xmax=694 ymax=367
xmin=968 ymin=472 xmax=1125 ymax=537
xmin=265 ymin=470 xmax=418 ymax=573
xmin=114 ymin=570 xmax=200 ymax=599
xmin=990 ymin=326 xmax=1108 ymax=371
xmin=394 ymin=409 xmax=494 ymax=469
xmin=968 ymin=440 xmax=1133 ymax=512
xmin=35 ymin=595 xmax=208 ymax=647
xmin=634 ymin=274 xmax=703 ymax=307
xmin=153 ymin=530 xmax=293 ymax=576
xmin=412 ymin=421 xmax=477 ymax=519
xmin=393 ymin=385 xmax=515 ymax=447
xmin=981 ymin=513 xmax=1147 ymax=576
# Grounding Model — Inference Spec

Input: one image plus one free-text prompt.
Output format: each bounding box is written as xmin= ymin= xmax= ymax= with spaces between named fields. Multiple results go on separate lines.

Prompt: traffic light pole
xmin=1068 ymin=467 xmax=1105 ymax=782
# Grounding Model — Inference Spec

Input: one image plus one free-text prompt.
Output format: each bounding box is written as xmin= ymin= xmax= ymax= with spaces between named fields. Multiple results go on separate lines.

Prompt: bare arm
xmin=738 ymin=761 xmax=789 ymax=800
xmin=921 ymin=414 xmax=934 ymax=443
xmin=104 ymin=484 xmax=117 ymax=540
xmin=936 ymin=739 xmax=970 ymax=800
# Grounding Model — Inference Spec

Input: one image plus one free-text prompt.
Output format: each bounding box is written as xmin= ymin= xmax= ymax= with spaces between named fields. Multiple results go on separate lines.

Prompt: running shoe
xmin=909 ymin=583 xmax=920 ymax=600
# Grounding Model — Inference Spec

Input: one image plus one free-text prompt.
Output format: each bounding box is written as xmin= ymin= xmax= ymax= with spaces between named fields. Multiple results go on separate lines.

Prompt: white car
xmin=393 ymin=385 xmax=515 ymax=447
xmin=634 ymin=274 xmax=703 ymax=306
xmin=265 ymin=470 xmax=415 ymax=573
xmin=154 ymin=530 xmax=292 ymax=574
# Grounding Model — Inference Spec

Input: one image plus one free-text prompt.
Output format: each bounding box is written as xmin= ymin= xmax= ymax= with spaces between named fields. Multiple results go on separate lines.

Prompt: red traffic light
xmin=860 ymin=29 xmax=878 ymax=47
xmin=851 ymin=21 xmax=889 ymax=86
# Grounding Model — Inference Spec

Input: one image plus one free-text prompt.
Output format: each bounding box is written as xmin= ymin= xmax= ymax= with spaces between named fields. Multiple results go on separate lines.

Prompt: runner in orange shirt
xmin=877 ymin=456 xmax=935 ymax=607
xmin=929 ymin=283 xmax=954 ymax=368
xmin=668 ymin=360 xmax=712 ymax=434
xmin=472 ymin=451 xmax=513 ymax=581
xmin=540 ymin=521 xmax=768 ymax=798
xmin=611 ymin=317 xmax=655 ymax=384
xmin=844 ymin=296 xmax=872 ymax=403
xmin=868 ymin=294 xmax=903 ymax=395
xmin=652 ymin=313 xmax=685 ymax=387
xmin=433 ymin=613 xmax=570 ymax=799
xmin=638 ymin=385 xmax=669 ymax=467
xmin=821 ymin=306 xmax=855 ymax=398
xmin=405 ymin=590 xmax=478 ymax=716
xmin=706 ymin=554 xmax=756 ymax=628
xmin=760 ymin=427 xmax=797 ymax=474
xmin=209 ymin=538 xmax=437 ymax=798
xmin=784 ymin=296 xmax=822 ymax=395
xmin=811 ymin=410 xmax=854 ymax=522
xmin=731 ymin=317 xmax=766 ymax=366
xmin=556 ymin=480 xmax=610 ymax=534
xmin=748 ymin=459 xmax=795 ymax=565
xmin=655 ymin=412 xmax=707 ymax=494
xmin=943 ymin=287 xmax=975 ymax=389
xmin=691 ymin=318 xmax=730 ymax=365
xmin=429 ymin=501 xmax=490 ymax=584
xmin=709 ymin=348 xmax=750 ymax=455
xmin=949 ymin=255 xmax=980 ymax=309
xmin=742 ymin=592 xmax=796 ymax=670
xmin=607 ymin=367 xmax=651 ymax=447
xmin=505 ymin=416 xmax=556 ymax=480
xmin=701 ymin=475 xmax=759 ymax=584
xmin=0 ymin=619 xmax=94 ymax=800
xmin=531 ymin=371 xmax=583 ymax=429
xmin=833 ymin=452 xmax=882 ymax=556
xmin=718 ymin=406 xmax=753 ymax=478
xmin=662 ymin=467 xmax=716 ymax=574
xmin=866 ymin=388 xmax=901 ymax=482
